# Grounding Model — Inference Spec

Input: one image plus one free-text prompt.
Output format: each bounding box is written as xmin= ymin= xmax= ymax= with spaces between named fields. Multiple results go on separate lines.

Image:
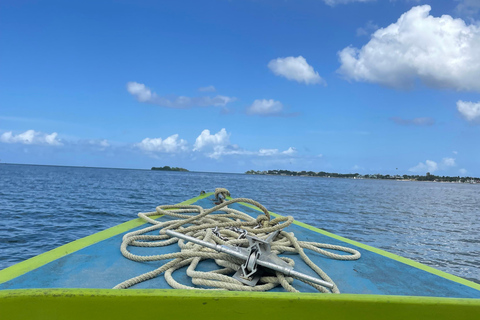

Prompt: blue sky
xmin=1 ymin=0 xmax=479 ymax=175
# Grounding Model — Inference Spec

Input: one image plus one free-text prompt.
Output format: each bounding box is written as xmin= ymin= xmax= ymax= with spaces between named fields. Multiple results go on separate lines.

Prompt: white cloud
xmin=135 ymin=134 xmax=188 ymax=153
xmin=457 ymin=100 xmax=480 ymax=121
xmin=193 ymin=128 xmax=297 ymax=160
xmin=193 ymin=128 xmax=230 ymax=151
xmin=390 ymin=117 xmax=435 ymax=126
xmin=409 ymin=160 xmax=438 ymax=173
xmin=338 ymin=5 xmax=480 ymax=91
xmin=459 ymin=168 xmax=468 ymax=175
xmin=246 ymin=99 xmax=284 ymax=116
xmin=258 ymin=147 xmax=297 ymax=156
xmin=198 ymin=85 xmax=216 ymax=92
xmin=209 ymin=146 xmax=297 ymax=160
xmin=409 ymin=157 xmax=456 ymax=173
xmin=127 ymin=82 xmax=235 ymax=109
xmin=258 ymin=148 xmax=279 ymax=156
xmin=127 ymin=82 xmax=153 ymax=102
xmin=0 ymin=130 xmax=62 ymax=146
xmin=207 ymin=145 xmax=249 ymax=159
xmin=45 ymin=133 xmax=61 ymax=145
xmin=268 ymin=56 xmax=325 ymax=85
xmin=282 ymin=147 xmax=297 ymax=155
xmin=442 ymin=157 xmax=456 ymax=167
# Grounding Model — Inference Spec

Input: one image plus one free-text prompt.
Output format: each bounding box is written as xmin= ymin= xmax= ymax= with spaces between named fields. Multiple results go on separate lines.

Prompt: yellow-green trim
xmin=231 ymin=197 xmax=480 ymax=291
xmin=0 ymin=192 xmax=213 ymax=285
xmin=1 ymin=192 xmax=479 ymax=294
xmin=0 ymin=289 xmax=479 ymax=320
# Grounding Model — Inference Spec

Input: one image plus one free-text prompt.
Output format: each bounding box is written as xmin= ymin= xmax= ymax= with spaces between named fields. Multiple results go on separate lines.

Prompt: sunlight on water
xmin=0 ymin=164 xmax=479 ymax=284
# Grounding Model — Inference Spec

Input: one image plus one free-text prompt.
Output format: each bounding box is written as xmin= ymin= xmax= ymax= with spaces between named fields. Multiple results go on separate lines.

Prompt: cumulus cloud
xmin=198 ymin=85 xmax=216 ymax=92
xmin=0 ymin=130 xmax=62 ymax=146
xmin=135 ymin=134 xmax=188 ymax=153
xmin=134 ymin=128 xmax=298 ymax=160
xmin=193 ymin=128 xmax=230 ymax=151
xmin=127 ymin=82 xmax=235 ymax=109
xmin=409 ymin=157 xmax=456 ymax=173
xmin=457 ymin=100 xmax=480 ymax=121
xmin=338 ymin=5 xmax=480 ymax=91
xmin=192 ymin=128 xmax=297 ymax=160
xmin=459 ymin=168 xmax=468 ymax=175
xmin=268 ymin=56 xmax=325 ymax=85
xmin=390 ymin=117 xmax=435 ymax=126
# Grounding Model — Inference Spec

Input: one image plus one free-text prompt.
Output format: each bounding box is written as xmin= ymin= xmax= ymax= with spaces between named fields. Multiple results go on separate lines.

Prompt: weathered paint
xmin=0 ymin=192 xmax=213 ymax=285
xmin=0 ymin=289 xmax=479 ymax=320
xmin=1 ymin=192 xmax=479 ymax=320
xmin=230 ymin=197 xmax=480 ymax=292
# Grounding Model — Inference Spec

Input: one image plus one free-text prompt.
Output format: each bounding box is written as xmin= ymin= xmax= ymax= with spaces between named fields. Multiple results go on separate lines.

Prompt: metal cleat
xmin=165 ymin=229 xmax=334 ymax=289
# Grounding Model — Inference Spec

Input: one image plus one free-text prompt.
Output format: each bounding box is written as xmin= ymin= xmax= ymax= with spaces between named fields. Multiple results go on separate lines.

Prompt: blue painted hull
xmin=1 ymin=193 xmax=478 ymax=299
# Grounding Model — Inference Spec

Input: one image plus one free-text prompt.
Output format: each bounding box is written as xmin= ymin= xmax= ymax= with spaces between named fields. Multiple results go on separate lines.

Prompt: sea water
xmin=0 ymin=163 xmax=478 ymax=284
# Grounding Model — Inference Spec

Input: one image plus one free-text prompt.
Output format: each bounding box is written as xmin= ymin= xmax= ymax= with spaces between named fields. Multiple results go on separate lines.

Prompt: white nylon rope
xmin=113 ymin=189 xmax=361 ymax=293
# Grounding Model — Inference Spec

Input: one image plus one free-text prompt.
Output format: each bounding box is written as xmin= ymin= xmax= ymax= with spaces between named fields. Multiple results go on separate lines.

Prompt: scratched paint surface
xmin=1 ymin=195 xmax=479 ymax=298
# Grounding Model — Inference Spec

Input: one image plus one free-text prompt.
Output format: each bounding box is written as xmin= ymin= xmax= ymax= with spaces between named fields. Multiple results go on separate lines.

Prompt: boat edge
xmin=232 ymin=197 xmax=480 ymax=291
xmin=0 ymin=192 xmax=213 ymax=285
xmin=0 ymin=289 xmax=479 ymax=320
xmin=1 ymin=191 xmax=479 ymax=292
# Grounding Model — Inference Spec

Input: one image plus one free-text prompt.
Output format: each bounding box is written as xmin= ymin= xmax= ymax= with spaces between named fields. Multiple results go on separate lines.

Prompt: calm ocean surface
xmin=1 ymin=164 xmax=479 ymax=284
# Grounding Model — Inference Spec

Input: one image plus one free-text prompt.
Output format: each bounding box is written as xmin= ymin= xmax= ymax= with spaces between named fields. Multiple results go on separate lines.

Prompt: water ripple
xmin=0 ymin=164 xmax=479 ymax=285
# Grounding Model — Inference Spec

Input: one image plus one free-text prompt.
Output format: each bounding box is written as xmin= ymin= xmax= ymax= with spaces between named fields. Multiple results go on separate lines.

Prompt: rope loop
xmin=256 ymin=214 xmax=269 ymax=226
xmin=214 ymin=188 xmax=231 ymax=202
xmin=114 ymin=190 xmax=361 ymax=293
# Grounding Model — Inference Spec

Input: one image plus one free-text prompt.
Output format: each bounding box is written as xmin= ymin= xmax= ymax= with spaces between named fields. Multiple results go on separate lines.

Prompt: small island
xmin=245 ymin=170 xmax=479 ymax=184
xmin=151 ymin=166 xmax=189 ymax=172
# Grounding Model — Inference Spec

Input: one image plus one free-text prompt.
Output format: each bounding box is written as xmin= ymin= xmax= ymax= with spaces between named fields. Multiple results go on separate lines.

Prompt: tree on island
xmin=151 ymin=166 xmax=189 ymax=172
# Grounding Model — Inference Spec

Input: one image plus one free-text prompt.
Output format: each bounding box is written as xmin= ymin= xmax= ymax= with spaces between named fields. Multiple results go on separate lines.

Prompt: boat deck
xmin=1 ymin=193 xmax=479 ymax=298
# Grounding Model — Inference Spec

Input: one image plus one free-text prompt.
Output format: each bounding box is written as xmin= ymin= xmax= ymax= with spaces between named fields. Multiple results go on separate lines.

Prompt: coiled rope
xmin=113 ymin=188 xmax=360 ymax=293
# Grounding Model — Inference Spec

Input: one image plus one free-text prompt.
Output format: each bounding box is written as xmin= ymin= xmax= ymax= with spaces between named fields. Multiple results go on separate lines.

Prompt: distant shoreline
xmin=1 ymin=163 xmax=478 ymax=183
xmin=245 ymin=170 xmax=480 ymax=184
